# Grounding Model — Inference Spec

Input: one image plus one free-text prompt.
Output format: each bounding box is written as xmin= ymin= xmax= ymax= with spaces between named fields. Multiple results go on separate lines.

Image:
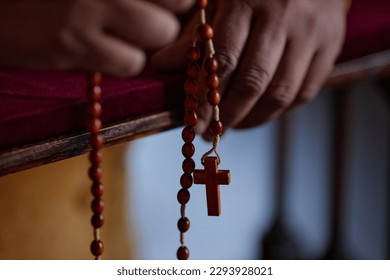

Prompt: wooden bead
xmin=197 ymin=0 xmax=208 ymax=9
xmin=91 ymin=183 xmax=104 ymax=197
xmin=210 ymin=120 xmax=223 ymax=136
xmin=184 ymin=79 xmax=198 ymax=95
xmin=180 ymin=174 xmax=193 ymax=189
xmin=185 ymin=96 xmax=198 ymax=111
xmin=91 ymin=198 xmax=104 ymax=214
xmin=206 ymin=74 xmax=219 ymax=89
xmin=182 ymin=143 xmax=195 ymax=158
xmin=182 ymin=126 xmax=195 ymax=143
xmin=207 ymin=89 xmax=221 ymax=106
xmin=177 ymin=217 xmax=190 ymax=233
xmin=89 ymin=149 xmax=103 ymax=165
xmin=182 ymin=158 xmax=195 ymax=173
xmin=184 ymin=111 xmax=198 ymax=127
xmin=88 ymin=118 xmax=102 ymax=133
xmin=199 ymin=23 xmax=214 ymax=40
xmin=89 ymin=166 xmax=102 ymax=180
xmin=186 ymin=47 xmax=200 ymax=62
xmin=90 ymin=86 xmax=101 ymax=102
xmin=187 ymin=63 xmax=200 ymax=80
xmin=205 ymin=57 xmax=218 ymax=73
xmin=91 ymin=213 xmax=104 ymax=228
xmin=177 ymin=246 xmax=189 ymax=260
xmin=88 ymin=102 xmax=102 ymax=118
xmin=177 ymin=189 xmax=190 ymax=204
xmin=90 ymin=240 xmax=104 ymax=257
xmin=91 ymin=72 xmax=102 ymax=85
xmin=90 ymin=134 xmax=104 ymax=149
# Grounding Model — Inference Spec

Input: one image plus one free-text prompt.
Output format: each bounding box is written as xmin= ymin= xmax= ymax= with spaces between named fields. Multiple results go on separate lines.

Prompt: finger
xmin=213 ymin=16 xmax=287 ymax=133
xmin=148 ymin=0 xmax=195 ymax=13
xmin=106 ymin=0 xmax=180 ymax=50
xmin=236 ymin=39 xmax=315 ymax=128
xmin=79 ymin=30 xmax=146 ymax=76
xmin=290 ymin=50 xmax=338 ymax=109
xmin=196 ymin=1 xmax=253 ymax=134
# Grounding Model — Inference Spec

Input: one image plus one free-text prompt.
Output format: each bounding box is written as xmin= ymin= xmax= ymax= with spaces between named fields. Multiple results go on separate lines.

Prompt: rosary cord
xmin=88 ymin=72 xmax=105 ymax=260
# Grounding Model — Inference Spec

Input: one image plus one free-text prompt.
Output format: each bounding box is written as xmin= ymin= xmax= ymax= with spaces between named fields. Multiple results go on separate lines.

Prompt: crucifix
xmin=194 ymin=156 xmax=231 ymax=216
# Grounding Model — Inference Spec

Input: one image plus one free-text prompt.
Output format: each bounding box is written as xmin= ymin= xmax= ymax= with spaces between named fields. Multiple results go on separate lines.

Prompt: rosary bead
xmin=91 ymin=198 xmax=104 ymax=214
xmin=90 ymin=86 xmax=102 ymax=102
xmin=89 ymin=149 xmax=103 ymax=165
xmin=88 ymin=102 xmax=102 ymax=118
xmin=184 ymin=111 xmax=198 ymax=127
xmin=199 ymin=23 xmax=214 ymax=40
xmin=185 ymin=95 xmax=198 ymax=111
xmin=182 ymin=158 xmax=196 ymax=174
xmin=196 ymin=0 xmax=208 ymax=9
xmin=184 ymin=79 xmax=198 ymax=95
xmin=178 ymin=188 xmax=190 ymax=204
xmin=186 ymin=63 xmax=201 ymax=80
xmin=182 ymin=126 xmax=195 ymax=143
xmin=182 ymin=143 xmax=195 ymax=158
xmin=180 ymin=173 xmax=193 ymax=189
xmin=186 ymin=46 xmax=200 ymax=62
xmin=91 ymin=213 xmax=104 ymax=228
xmin=88 ymin=118 xmax=102 ymax=133
xmin=177 ymin=246 xmax=189 ymax=260
xmin=91 ymin=72 xmax=102 ymax=85
xmin=89 ymin=166 xmax=103 ymax=180
xmin=206 ymin=74 xmax=219 ymax=89
xmin=205 ymin=57 xmax=219 ymax=73
xmin=210 ymin=120 xmax=224 ymax=136
xmin=91 ymin=182 xmax=104 ymax=198
xmin=90 ymin=134 xmax=104 ymax=149
xmin=177 ymin=217 xmax=190 ymax=233
xmin=207 ymin=89 xmax=221 ymax=106
xmin=90 ymin=240 xmax=104 ymax=257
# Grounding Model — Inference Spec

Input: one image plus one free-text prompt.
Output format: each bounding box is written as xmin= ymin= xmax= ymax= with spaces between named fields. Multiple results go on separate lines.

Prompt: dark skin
xmin=0 ymin=0 xmax=347 ymax=133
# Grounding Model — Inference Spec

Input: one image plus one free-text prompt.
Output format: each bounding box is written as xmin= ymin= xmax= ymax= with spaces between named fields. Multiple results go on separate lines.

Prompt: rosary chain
xmin=88 ymin=72 xmax=105 ymax=260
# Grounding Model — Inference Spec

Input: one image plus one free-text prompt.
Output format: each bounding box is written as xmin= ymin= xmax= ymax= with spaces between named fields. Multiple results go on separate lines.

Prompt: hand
xmin=152 ymin=0 xmax=347 ymax=137
xmin=0 ymin=0 xmax=195 ymax=76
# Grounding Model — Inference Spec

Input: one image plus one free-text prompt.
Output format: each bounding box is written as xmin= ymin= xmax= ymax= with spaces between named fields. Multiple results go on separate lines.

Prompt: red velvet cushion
xmin=0 ymin=0 xmax=389 ymax=150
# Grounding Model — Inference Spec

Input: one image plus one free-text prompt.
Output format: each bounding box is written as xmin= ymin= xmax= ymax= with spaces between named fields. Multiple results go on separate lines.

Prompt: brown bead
xmin=180 ymin=174 xmax=193 ymax=189
xmin=207 ymin=89 xmax=221 ymax=106
xmin=177 ymin=188 xmax=190 ymax=204
xmin=186 ymin=63 xmax=200 ymax=80
xmin=184 ymin=111 xmax=198 ymax=127
xmin=177 ymin=246 xmax=189 ymax=260
xmin=91 ymin=72 xmax=102 ymax=86
xmin=199 ymin=23 xmax=214 ymax=40
xmin=182 ymin=126 xmax=195 ymax=143
xmin=91 ymin=182 xmax=104 ymax=197
xmin=90 ymin=86 xmax=101 ymax=102
xmin=182 ymin=158 xmax=195 ymax=174
xmin=91 ymin=213 xmax=104 ymax=228
xmin=210 ymin=120 xmax=223 ymax=135
xmin=197 ymin=0 xmax=208 ymax=9
xmin=88 ymin=102 xmax=102 ymax=118
xmin=186 ymin=47 xmax=200 ymax=62
xmin=90 ymin=240 xmax=104 ymax=257
xmin=90 ymin=134 xmax=104 ymax=149
xmin=89 ymin=149 xmax=103 ymax=165
xmin=185 ymin=95 xmax=198 ymax=111
xmin=206 ymin=74 xmax=219 ymax=89
xmin=184 ymin=79 xmax=198 ymax=95
xmin=89 ymin=166 xmax=102 ymax=180
xmin=88 ymin=118 xmax=102 ymax=133
xmin=177 ymin=217 xmax=190 ymax=233
xmin=182 ymin=143 xmax=195 ymax=158
xmin=91 ymin=198 xmax=104 ymax=214
xmin=205 ymin=57 xmax=218 ymax=73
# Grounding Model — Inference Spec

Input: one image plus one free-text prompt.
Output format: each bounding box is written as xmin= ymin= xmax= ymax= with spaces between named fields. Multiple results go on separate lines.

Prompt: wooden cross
xmin=193 ymin=156 xmax=230 ymax=216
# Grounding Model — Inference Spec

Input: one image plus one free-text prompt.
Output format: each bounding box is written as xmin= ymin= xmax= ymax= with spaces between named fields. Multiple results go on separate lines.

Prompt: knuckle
xmin=295 ymin=85 xmax=319 ymax=105
xmin=235 ymin=66 xmax=270 ymax=98
xmin=214 ymin=48 xmax=239 ymax=78
xmin=264 ymin=85 xmax=296 ymax=110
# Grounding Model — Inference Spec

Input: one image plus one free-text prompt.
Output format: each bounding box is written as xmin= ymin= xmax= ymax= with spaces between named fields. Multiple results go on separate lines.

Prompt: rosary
xmin=86 ymin=0 xmax=231 ymax=260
